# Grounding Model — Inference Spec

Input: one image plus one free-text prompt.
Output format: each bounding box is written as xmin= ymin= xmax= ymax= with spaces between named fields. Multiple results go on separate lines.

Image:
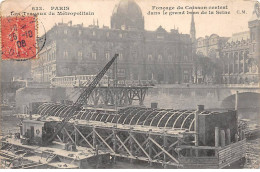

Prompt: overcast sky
xmin=1 ymin=0 xmax=258 ymax=38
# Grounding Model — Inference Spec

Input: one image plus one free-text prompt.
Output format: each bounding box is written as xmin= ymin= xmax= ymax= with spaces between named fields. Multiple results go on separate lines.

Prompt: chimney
xmin=68 ymin=21 xmax=72 ymax=26
xmin=197 ymin=105 xmax=204 ymax=112
xmin=151 ymin=102 xmax=158 ymax=109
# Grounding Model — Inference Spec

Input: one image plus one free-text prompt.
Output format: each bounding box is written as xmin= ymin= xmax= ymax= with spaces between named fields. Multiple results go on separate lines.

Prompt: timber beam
xmin=53 ymin=123 xmax=183 ymax=167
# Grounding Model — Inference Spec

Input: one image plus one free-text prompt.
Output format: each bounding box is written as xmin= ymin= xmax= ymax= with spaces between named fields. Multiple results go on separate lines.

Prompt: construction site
xmin=0 ymin=54 xmax=256 ymax=169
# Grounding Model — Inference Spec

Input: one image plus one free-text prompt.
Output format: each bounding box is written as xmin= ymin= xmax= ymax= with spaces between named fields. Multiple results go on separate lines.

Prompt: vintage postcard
xmin=0 ymin=0 xmax=259 ymax=169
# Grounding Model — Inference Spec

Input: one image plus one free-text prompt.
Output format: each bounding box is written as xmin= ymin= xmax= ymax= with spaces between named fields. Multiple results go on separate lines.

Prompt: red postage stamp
xmin=1 ymin=15 xmax=37 ymax=60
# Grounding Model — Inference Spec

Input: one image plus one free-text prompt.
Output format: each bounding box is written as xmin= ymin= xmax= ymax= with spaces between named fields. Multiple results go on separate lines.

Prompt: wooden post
xmin=215 ymin=127 xmax=219 ymax=157
xmin=129 ymin=128 xmax=133 ymax=164
xmin=195 ymin=110 xmax=199 ymax=147
xmin=195 ymin=105 xmax=203 ymax=157
xmin=62 ymin=131 xmax=65 ymax=143
xmin=215 ymin=127 xmax=219 ymax=147
xmin=113 ymin=127 xmax=117 ymax=163
xmin=242 ymin=130 xmax=245 ymax=140
xmin=163 ymin=131 xmax=167 ymax=168
xmin=148 ymin=130 xmax=152 ymax=167
xmin=226 ymin=128 xmax=231 ymax=145
xmin=93 ymin=127 xmax=96 ymax=148
xmin=239 ymin=128 xmax=242 ymax=141
xmin=235 ymin=91 xmax=239 ymax=111
xmin=96 ymin=145 xmax=99 ymax=155
xmin=235 ymin=134 xmax=238 ymax=142
xmin=74 ymin=126 xmax=79 ymax=146
xmin=220 ymin=130 xmax=225 ymax=147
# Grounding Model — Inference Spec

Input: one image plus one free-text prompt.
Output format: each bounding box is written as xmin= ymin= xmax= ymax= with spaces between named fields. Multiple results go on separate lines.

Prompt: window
xmin=64 ymin=51 xmax=68 ymax=57
xmin=157 ymin=34 xmax=164 ymax=39
xmin=158 ymin=55 xmax=162 ymax=62
xmin=78 ymin=51 xmax=82 ymax=57
xmin=92 ymin=52 xmax=97 ymax=60
xmin=64 ymin=29 xmax=67 ymax=34
xmin=148 ymin=54 xmax=152 ymax=61
xmin=251 ymin=33 xmax=255 ymax=41
xmin=119 ymin=33 xmax=123 ymax=38
xmin=105 ymin=52 xmax=110 ymax=60
xmin=132 ymin=52 xmax=137 ymax=60
xmin=79 ymin=30 xmax=82 ymax=36
xmin=52 ymin=51 xmax=56 ymax=60
xmin=118 ymin=69 xmax=125 ymax=77
xmin=121 ymin=25 xmax=126 ymax=30
xmin=119 ymin=53 xmax=123 ymax=60
xmin=93 ymin=31 xmax=96 ymax=36
xmin=106 ymin=32 xmax=109 ymax=37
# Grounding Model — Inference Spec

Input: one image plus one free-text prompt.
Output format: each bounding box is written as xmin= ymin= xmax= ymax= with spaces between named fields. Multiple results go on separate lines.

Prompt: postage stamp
xmin=1 ymin=15 xmax=37 ymax=60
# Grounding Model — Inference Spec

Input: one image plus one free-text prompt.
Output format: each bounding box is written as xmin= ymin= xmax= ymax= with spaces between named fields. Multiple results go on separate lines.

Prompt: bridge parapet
xmin=145 ymin=84 xmax=260 ymax=109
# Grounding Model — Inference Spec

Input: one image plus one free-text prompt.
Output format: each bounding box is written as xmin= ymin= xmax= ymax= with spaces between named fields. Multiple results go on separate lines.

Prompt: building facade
xmin=196 ymin=34 xmax=229 ymax=59
xmin=221 ymin=2 xmax=260 ymax=84
xmin=221 ymin=32 xmax=252 ymax=84
xmin=194 ymin=2 xmax=260 ymax=84
xmin=32 ymin=0 xmax=193 ymax=84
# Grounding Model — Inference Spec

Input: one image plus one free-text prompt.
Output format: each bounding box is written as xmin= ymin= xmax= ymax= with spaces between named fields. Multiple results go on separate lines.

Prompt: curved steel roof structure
xmin=38 ymin=103 xmax=219 ymax=131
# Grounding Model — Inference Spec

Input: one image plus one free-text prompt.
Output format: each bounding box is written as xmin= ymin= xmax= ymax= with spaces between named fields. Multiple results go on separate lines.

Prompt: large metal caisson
xmin=38 ymin=104 xmax=220 ymax=131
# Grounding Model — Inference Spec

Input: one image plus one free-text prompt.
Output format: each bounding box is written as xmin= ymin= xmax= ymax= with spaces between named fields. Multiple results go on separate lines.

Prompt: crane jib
xmin=74 ymin=54 xmax=118 ymax=106
xmin=43 ymin=54 xmax=118 ymax=145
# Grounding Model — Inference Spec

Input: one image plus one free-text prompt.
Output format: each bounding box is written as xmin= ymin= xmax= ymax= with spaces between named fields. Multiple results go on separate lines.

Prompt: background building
xmin=31 ymin=0 xmax=193 ymax=84
xmin=196 ymin=34 xmax=229 ymax=59
xmin=221 ymin=32 xmax=251 ymax=84
xmin=220 ymin=2 xmax=260 ymax=84
xmin=194 ymin=2 xmax=260 ymax=84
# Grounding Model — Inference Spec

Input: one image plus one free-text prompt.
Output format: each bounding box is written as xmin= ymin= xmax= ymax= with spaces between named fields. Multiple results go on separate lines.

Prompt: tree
xmin=193 ymin=54 xmax=222 ymax=84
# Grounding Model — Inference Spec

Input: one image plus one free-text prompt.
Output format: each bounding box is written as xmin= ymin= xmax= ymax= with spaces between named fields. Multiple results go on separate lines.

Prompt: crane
xmin=42 ymin=54 xmax=118 ymax=145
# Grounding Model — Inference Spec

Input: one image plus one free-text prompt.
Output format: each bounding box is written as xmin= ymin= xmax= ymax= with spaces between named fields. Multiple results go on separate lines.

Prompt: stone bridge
xmin=15 ymin=84 xmax=260 ymax=116
xmin=144 ymin=84 xmax=260 ymax=110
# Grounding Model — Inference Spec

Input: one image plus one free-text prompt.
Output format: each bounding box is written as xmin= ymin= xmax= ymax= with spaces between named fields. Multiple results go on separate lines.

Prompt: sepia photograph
xmin=0 ymin=0 xmax=259 ymax=169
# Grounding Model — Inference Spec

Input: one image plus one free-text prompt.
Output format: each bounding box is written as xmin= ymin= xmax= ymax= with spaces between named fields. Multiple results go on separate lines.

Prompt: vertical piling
xmin=215 ymin=127 xmax=219 ymax=147
xmin=215 ymin=127 xmax=219 ymax=157
xmin=129 ymin=128 xmax=133 ymax=164
xmin=148 ymin=129 xmax=152 ymax=167
xmin=235 ymin=91 xmax=239 ymax=111
xmin=239 ymin=128 xmax=242 ymax=141
xmin=74 ymin=126 xmax=79 ymax=146
xmin=195 ymin=109 xmax=199 ymax=148
xmin=235 ymin=134 xmax=238 ymax=142
xmin=163 ymin=131 xmax=167 ymax=168
xmin=195 ymin=105 xmax=203 ymax=157
xmin=220 ymin=130 xmax=225 ymax=147
xmin=93 ymin=127 xmax=96 ymax=148
xmin=113 ymin=127 xmax=117 ymax=163
xmin=226 ymin=128 xmax=231 ymax=145
xmin=62 ymin=131 xmax=65 ymax=143
xmin=96 ymin=145 xmax=99 ymax=155
xmin=235 ymin=91 xmax=239 ymax=138
xmin=242 ymin=130 xmax=245 ymax=140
